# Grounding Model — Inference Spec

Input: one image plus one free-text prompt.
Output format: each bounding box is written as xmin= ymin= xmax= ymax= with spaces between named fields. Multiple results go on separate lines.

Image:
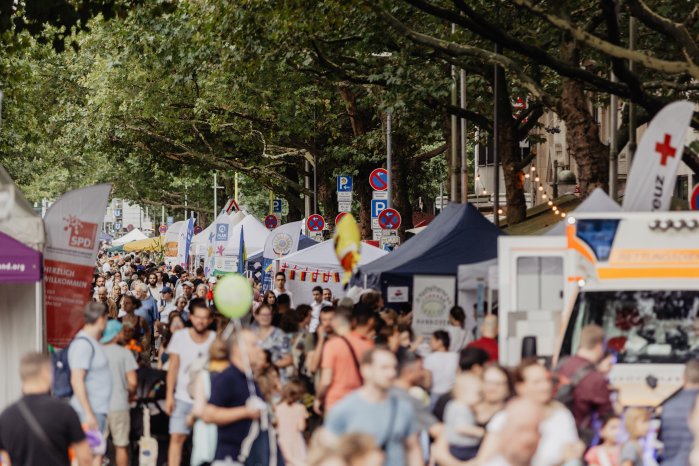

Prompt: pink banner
xmin=44 ymin=184 xmax=111 ymax=348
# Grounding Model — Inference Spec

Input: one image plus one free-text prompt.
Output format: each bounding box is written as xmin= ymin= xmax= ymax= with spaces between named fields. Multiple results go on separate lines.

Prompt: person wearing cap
xmin=182 ymin=280 xmax=195 ymax=305
xmin=101 ymin=320 xmax=138 ymax=466
xmin=159 ymin=286 xmax=176 ymax=322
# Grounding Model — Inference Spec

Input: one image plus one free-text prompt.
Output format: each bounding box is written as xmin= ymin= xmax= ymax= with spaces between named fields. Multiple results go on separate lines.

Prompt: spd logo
xmin=63 ymin=215 xmax=97 ymax=250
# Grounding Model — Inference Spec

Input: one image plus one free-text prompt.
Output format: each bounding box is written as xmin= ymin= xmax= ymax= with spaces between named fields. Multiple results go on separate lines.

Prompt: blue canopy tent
xmin=357 ymin=203 xmax=504 ymax=307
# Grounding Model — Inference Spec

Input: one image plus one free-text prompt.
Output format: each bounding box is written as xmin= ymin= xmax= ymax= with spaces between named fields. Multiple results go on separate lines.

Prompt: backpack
xmin=553 ymin=358 xmax=596 ymax=409
xmin=51 ymin=336 xmax=95 ymax=398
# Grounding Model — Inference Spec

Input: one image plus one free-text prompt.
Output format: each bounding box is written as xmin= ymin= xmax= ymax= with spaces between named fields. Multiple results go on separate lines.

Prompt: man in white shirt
xmin=273 ymin=271 xmax=294 ymax=307
xmin=164 ymin=298 xmax=215 ymax=466
xmin=102 ymin=258 xmax=114 ymax=273
xmin=309 ymin=286 xmax=332 ymax=332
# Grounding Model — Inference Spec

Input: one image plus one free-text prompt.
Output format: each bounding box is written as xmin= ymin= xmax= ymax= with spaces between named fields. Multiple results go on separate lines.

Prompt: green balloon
xmin=213 ymin=274 xmax=253 ymax=319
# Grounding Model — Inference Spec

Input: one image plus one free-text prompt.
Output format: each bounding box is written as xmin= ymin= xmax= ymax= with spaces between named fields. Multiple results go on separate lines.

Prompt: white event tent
xmin=279 ymin=240 xmax=388 ymax=301
xmin=111 ymin=228 xmax=148 ymax=246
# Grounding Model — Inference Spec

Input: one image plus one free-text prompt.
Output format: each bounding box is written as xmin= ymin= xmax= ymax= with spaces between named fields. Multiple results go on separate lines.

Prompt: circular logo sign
xmin=159 ymin=224 xmax=167 ymax=234
xmin=272 ymin=233 xmax=293 ymax=255
xmin=193 ymin=225 xmax=203 ymax=234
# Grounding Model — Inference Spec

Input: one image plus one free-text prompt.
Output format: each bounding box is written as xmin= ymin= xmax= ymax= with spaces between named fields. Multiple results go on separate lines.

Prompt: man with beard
xmin=165 ymin=298 xmax=215 ymax=466
xmin=147 ymin=272 xmax=162 ymax=298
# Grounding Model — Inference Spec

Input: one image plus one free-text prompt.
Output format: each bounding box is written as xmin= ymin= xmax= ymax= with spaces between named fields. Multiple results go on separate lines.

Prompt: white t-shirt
xmin=167 ymin=329 xmax=216 ymax=403
xmin=483 ymin=455 xmax=513 ymax=466
xmin=159 ymin=300 xmax=177 ymax=323
xmin=423 ymin=351 xmax=459 ymax=396
xmin=102 ymin=262 xmax=112 ymax=273
xmin=447 ymin=326 xmax=473 ymax=352
xmin=487 ymin=405 xmax=578 ymax=466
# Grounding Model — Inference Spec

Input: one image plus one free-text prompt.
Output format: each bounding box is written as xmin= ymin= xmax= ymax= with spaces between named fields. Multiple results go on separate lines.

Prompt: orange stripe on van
xmin=566 ymin=224 xmax=596 ymax=264
xmin=598 ymin=267 xmax=699 ymax=280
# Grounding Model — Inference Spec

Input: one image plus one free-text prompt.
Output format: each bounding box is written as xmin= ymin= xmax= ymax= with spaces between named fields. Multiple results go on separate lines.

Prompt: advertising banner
xmin=207 ymin=212 xmax=239 ymax=276
xmin=412 ymin=275 xmax=456 ymax=338
xmin=45 ymin=184 xmax=111 ymax=347
xmin=623 ymin=100 xmax=694 ymax=211
xmin=164 ymin=219 xmax=194 ymax=267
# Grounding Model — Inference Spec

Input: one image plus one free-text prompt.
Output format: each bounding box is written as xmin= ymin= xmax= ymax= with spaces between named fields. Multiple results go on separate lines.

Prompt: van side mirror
xmin=521 ymin=336 xmax=538 ymax=359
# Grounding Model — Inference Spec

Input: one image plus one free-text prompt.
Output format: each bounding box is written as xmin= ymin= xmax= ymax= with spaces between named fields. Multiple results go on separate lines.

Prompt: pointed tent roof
xmin=360 ymin=203 xmax=504 ymax=279
xmin=545 ymin=189 xmax=621 ymax=235
xmin=237 ymin=214 xmax=270 ymax=252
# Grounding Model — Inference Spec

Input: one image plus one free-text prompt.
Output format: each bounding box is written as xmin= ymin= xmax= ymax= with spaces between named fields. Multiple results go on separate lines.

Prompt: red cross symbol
xmin=655 ymin=133 xmax=677 ymax=166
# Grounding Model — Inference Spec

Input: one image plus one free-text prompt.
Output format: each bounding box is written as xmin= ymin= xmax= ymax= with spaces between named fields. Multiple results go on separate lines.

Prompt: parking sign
xmin=371 ymin=199 xmax=388 ymax=218
xmin=273 ymin=199 xmax=282 ymax=213
xmin=337 ymin=175 xmax=353 ymax=192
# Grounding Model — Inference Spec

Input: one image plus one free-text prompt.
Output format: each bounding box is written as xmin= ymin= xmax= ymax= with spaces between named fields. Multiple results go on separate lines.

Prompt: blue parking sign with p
xmin=371 ymin=199 xmax=387 ymax=218
xmin=337 ymin=175 xmax=353 ymax=192
xmin=273 ymin=199 xmax=282 ymax=213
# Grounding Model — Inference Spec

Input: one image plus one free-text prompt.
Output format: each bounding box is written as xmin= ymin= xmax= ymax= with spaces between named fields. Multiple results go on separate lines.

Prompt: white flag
xmin=623 ymin=100 xmax=694 ymax=211
xmin=164 ymin=219 xmax=193 ymax=267
xmin=44 ymin=184 xmax=111 ymax=347
xmin=263 ymin=221 xmax=303 ymax=259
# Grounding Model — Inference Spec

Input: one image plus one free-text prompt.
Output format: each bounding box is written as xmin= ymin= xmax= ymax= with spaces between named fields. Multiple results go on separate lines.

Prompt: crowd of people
xmin=3 ymin=252 xmax=699 ymax=466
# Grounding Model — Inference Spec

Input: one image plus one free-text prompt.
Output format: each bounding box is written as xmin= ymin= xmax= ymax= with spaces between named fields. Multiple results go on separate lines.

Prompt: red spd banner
xmin=44 ymin=184 xmax=111 ymax=347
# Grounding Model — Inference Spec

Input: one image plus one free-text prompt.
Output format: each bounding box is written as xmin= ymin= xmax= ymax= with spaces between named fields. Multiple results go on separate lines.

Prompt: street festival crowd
xmin=5 ymin=253 xmax=699 ymax=466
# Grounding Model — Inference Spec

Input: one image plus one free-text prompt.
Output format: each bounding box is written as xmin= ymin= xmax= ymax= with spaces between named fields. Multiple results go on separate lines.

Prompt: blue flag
xmin=237 ymin=225 xmax=247 ymax=274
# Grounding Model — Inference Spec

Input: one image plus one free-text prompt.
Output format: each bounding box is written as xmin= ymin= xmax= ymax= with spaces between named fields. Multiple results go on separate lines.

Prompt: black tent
xmin=358 ymin=203 xmax=504 ymax=301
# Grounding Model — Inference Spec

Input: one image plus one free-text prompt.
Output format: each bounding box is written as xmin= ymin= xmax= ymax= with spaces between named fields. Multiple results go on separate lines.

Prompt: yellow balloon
xmin=213 ymin=274 xmax=253 ymax=319
xmin=334 ymin=214 xmax=361 ymax=284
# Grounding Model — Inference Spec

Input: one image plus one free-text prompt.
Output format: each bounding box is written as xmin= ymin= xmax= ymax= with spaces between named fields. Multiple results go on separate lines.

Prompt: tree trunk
xmin=558 ymin=43 xmax=609 ymax=196
xmin=338 ymin=85 xmax=374 ymax=237
xmin=391 ymin=128 xmax=414 ymax=240
xmin=495 ymin=70 xmax=527 ymax=225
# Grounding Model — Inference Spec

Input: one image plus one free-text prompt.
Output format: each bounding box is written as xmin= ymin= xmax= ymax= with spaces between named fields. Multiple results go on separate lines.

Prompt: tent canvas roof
xmin=112 ymin=228 xmax=148 ymax=246
xmin=282 ymin=239 xmax=387 ymax=271
xmin=545 ymin=189 xmax=621 ymax=235
xmin=360 ymin=203 xmax=503 ymax=278
xmin=0 ymin=164 xmax=44 ymax=250
xmin=238 ymin=215 xmax=270 ymax=252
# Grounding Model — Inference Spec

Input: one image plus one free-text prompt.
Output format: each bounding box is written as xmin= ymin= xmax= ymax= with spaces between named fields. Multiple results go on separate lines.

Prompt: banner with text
xmin=623 ymin=100 xmax=694 ymax=212
xmin=412 ymin=275 xmax=456 ymax=339
xmin=45 ymin=184 xmax=111 ymax=347
xmin=164 ymin=219 xmax=194 ymax=267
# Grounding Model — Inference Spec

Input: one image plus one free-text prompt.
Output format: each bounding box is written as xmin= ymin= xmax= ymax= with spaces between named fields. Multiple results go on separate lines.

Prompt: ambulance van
xmin=500 ymin=212 xmax=699 ymax=406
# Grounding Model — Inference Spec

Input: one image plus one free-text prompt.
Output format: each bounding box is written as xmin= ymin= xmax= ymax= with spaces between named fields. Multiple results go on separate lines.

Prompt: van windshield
xmin=560 ymin=290 xmax=699 ymax=363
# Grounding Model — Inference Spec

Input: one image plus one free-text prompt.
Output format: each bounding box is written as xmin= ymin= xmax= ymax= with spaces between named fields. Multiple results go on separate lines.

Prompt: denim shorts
xmin=169 ymin=400 xmax=194 ymax=435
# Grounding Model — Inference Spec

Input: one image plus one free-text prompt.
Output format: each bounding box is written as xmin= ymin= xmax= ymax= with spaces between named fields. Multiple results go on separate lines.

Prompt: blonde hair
xmin=624 ymin=407 xmax=650 ymax=438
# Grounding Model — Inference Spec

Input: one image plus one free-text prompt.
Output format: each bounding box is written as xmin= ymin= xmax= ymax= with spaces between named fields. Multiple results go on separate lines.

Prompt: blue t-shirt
xmin=67 ymin=331 xmax=112 ymax=416
xmin=135 ymin=296 xmax=159 ymax=329
xmin=326 ymin=389 xmax=418 ymax=466
xmin=209 ymin=365 xmax=264 ymax=461
xmin=661 ymin=388 xmax=698 ymax=466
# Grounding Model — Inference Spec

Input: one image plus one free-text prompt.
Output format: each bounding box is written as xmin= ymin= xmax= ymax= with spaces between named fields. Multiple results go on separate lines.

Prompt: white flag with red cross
xmin=623 ymin=100 xmax=695 ymax=211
